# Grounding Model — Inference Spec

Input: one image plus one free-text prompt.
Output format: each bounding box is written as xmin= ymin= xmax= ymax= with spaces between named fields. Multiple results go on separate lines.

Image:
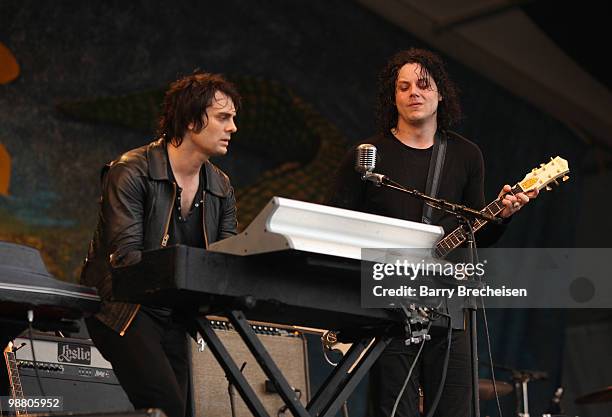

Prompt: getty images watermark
xmin=370 ymin=258 xmax=525 ymax=298
xmin=360 ymin=248 xmax=612 ymax=309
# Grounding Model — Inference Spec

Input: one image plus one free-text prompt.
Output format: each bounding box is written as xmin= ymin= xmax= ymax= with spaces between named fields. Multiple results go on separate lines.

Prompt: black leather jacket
xmin=80 ymin=139 xmax=237 ymax=334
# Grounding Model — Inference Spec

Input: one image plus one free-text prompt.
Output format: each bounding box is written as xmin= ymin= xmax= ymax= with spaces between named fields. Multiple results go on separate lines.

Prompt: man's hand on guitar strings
xmin=498 ymin=184 xmax=539 ymax=218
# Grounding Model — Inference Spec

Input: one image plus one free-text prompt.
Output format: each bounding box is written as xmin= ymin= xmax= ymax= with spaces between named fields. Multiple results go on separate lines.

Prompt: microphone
xmin=355 ymin=144 xmax=386 ymax=185
xmin=355 ymin=144 xmax=377 ymax=173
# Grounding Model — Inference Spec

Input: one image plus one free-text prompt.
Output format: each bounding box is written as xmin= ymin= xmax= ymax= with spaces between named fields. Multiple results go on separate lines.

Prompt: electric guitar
xmin=434 ymin=156 xmax=569 ymax=258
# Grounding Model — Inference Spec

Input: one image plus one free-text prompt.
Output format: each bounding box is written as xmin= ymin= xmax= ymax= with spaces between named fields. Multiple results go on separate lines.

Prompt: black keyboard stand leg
xmin=318 ymin=336 xmax=391 ymax=417
xmin=307 ymin=336 xmax=392 ymax=417
xmin=307 ymin=338 xmax=370 ymax=415
xmin=201 ymin=310 xmax=392 ymax=417
xmin=193 ymin=316 xmax=270 ymax=417
xmin=227 ymin=310 xmax=311 ymax=417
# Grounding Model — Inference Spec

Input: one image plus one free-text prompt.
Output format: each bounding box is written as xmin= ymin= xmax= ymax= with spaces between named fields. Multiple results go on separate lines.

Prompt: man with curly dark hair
xmin=81 ymin=71 xmax=240 ymax=417
xmin=376 ymin=48 xmax=462 ymax=136
xmin=329 ymin=48 xmax=536 ymax=417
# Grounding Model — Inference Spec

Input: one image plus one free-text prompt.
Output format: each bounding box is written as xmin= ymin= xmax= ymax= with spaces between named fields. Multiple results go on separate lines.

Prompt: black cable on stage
xmin=480 ymin=302 xmax=504 ymax=417
xmin=322 ymin=344 xmax=340 ymax=367
xmin=26 ymin=310 xmax=47 ymax=397
xmin=465 ymin=218 xmax=503 ymax=417
xmin=424 ymin=313 xmax=452 ymax=417
xmin=389 ymin=319 xmax=432 ymax=417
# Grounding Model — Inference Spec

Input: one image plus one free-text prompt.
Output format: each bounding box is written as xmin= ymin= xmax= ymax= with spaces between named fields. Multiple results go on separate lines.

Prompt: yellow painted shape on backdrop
xmin=0 ymin=42 xmax=20 ymax=84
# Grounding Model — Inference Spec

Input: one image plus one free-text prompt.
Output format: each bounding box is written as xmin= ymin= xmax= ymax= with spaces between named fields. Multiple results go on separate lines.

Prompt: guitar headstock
xmin=518 ymin=156 xmax=570 ymax=192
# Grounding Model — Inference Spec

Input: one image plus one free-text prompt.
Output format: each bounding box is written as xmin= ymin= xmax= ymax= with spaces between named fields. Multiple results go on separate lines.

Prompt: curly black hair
xmin=376 ymin=48 xmax=461 ymax=134
xmin=157 ymin=71 xmax=241 ymax=147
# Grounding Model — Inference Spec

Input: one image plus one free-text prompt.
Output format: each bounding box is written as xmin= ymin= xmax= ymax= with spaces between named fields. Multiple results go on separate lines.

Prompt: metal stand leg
xmin=470 ymin=308 xmax=480 ymax=417
xmin=318 ymin=337 xmax=391 ymax=417
xmin=461 ymin=215 xmax=480 ymax=417
xmin=227 ymin=310 xmax=310 ymax=417
xmin=518 ymin=380 xmax=530 ymax=417
xmin=307 ymin=338 xmax=370 ymax=414
xmin=196 ymin=311 xmax=392 ymax=417
xmin=194 ymin=317 xmax=270 ymax=417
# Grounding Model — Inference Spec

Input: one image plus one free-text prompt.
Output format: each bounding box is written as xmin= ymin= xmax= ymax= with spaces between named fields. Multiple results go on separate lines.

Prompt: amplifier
xmin=13 ymin=333 xmax=132 ymax=413
xmin=189 ymin=319 xmax=310 ymax=417
xmin=10 ymin=322 xmax=310 ymax=417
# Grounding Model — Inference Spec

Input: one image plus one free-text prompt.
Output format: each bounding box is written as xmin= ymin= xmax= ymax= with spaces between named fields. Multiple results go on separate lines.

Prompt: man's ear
xmin=439 ymin=95 xmax=443 ymax=102
xmin=187 ymin=122 xmax=195 ymax=131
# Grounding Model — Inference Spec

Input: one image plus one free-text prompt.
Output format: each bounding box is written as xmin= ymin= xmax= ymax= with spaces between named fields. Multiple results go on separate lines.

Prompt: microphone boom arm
xmin=361 ymin=171 xmax=501 ymax=224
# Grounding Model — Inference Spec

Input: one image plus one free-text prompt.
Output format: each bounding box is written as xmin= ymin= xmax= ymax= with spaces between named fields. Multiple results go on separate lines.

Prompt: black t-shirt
xmin=166 ymin=162 xmax=206 ymax=249
xmin=360 ymin=134 xmax=432 ymax=222
xmin=328 ymin=130 xmax=506 ymax=247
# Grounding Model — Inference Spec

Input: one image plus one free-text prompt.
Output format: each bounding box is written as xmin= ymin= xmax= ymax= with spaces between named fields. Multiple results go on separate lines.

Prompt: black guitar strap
xmin=422 ymin=130 xmax=447 ymax=224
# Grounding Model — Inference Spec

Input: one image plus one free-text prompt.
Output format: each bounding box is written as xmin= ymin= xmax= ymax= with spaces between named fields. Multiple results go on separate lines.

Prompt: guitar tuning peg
xmin=540 ymin=163 xmax=545 ymax=167
xmin=562 ymin=175 xmax=569 ymax=182
xmin=545 ymin=186 xmax=552 ymax=191
xmin=554 ymin=180 xmax=559 ymax=186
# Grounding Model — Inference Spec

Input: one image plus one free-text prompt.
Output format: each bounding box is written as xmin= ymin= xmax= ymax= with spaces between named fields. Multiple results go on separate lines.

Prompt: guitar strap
xmin=422 ymin=130 xmax=447 ymax=224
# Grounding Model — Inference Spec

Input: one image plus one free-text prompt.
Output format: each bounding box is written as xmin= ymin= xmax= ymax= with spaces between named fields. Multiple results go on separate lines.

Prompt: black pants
xmin=86 ymin=311 xmax=189 ymax=417
xmin=368 ymin=329 xmax=472 ymax=417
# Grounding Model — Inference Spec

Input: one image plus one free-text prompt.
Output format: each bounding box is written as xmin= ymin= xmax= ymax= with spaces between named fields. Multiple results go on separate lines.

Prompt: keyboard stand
xmin=194 ymin=310 xmax=393 ymax=417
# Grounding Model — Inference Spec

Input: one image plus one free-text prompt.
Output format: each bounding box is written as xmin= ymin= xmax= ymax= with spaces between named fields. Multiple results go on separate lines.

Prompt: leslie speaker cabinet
xmin=11 ymin=332 xmax=133 ymax=413
xmin=189 ymin=319 xmax=310 ymax=417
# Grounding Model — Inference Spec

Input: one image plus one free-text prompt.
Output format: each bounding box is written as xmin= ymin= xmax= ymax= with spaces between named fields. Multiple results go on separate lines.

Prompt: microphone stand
xmin=488 ymin=364 xmax=549 ymax=417
xmin=509 ymin=369 xmax=549 ymax=417
xmin=461 ymin=214 xmax=481 ymax=417
xmin=362 ymin=171 xmax=502 ymax=417
xmin=362 ymin=172 xmax=501 ymax=224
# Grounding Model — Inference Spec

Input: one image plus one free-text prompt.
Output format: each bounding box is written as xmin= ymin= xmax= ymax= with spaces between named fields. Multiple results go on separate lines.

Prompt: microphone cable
xmin=464 ymin=219 xmax=504 ymax=417
xmin=423 ymin=310 xmax=453 ymax=417
xmin=389 ymin=305 xmax=433 ymax=417
xmin=26 ymin=310 xmax=47 ymax=397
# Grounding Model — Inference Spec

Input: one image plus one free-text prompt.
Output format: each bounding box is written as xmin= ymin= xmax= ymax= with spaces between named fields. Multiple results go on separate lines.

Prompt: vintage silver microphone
xmin=355 ymin=143 xmax=377 ymax=173
xmin=355 ymin=144 xmax=386 ymax=184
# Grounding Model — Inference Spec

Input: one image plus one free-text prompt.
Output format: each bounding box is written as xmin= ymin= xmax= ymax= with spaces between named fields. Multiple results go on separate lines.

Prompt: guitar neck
xmin=4 ymin=349 xmax=28 ymax=416
xmin=434 ymin=184 xmax=521 ymax=258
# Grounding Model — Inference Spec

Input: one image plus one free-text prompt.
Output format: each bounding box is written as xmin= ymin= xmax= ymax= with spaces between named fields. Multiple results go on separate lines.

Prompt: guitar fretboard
xmin=434 ymin=184 xmax=522 ymax=258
